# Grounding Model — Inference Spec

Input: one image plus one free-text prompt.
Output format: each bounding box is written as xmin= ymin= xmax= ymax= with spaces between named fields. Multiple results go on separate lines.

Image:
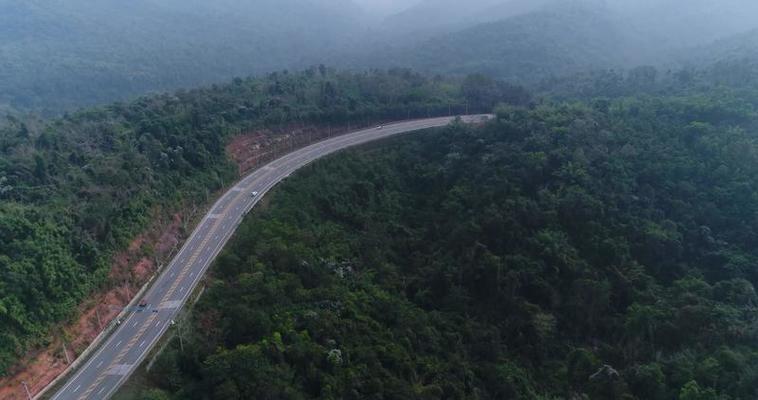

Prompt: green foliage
xmin=132 ymin=86 xmax=758 ymax=399
xmin=140 ymin=389 xmax=172 ymax=400
xmin=539 ymin=59 xmax=758 ymax=104
xmin=0 ymin=68 xmax=511 ymax=375
xmin=679 ymin=381 xmax=720 ymax=400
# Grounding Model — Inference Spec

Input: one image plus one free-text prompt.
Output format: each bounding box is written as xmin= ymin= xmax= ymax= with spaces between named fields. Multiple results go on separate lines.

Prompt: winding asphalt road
xmin=48 ymin=115 xmax=492 ymax=400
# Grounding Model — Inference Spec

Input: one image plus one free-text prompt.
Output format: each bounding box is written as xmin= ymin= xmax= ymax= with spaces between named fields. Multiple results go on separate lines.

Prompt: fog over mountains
xmin=2 ymin=0 xmax=758 ymax=114
xmin=0 ymin=0 xmax=364 ymax=113
xmin=363 ymin=0 xmax=758 ymax=78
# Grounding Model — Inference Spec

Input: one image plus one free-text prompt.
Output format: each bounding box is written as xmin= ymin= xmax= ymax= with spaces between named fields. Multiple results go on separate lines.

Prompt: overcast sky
xmin=352 ymin=0 xmax=421 ymax=16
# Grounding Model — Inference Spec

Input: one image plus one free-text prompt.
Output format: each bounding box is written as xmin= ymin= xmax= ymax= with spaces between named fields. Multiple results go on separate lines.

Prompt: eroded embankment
xmin=0 ymin=122 xmax=355 ymax=399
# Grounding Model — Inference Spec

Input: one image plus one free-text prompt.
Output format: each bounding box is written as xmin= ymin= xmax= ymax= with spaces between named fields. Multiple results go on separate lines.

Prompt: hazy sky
xmin=353 ymin=0 xmax=421 ymax=16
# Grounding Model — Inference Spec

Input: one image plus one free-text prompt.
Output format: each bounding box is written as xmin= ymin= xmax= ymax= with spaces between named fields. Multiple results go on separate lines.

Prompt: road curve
xmin=48 ymin=115 xmax=492 ymax=400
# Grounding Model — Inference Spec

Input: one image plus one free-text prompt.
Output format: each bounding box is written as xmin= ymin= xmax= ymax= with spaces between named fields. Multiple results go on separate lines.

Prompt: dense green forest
xmin=5 ymin=0 xmax=758 ymax=397
xmin=537 ymin=57 xmax=758 ymax=103
xmin=0 ymin=69 xmax=516 ymax=375
xmin=121 ymin=72 xmax=758 ymax=399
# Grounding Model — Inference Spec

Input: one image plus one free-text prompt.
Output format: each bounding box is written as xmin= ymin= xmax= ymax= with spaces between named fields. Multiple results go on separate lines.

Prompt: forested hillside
xmin=0 ymin=0 xmax=365 ymax=114
xmin=684 ymin=29 xmax=758 ymax=67
xmin=372 ymin=4 xmax=626 ymax=83
xmin=537 ymin=56 xmax=758 ymax=103
xmin=122 ymin=75 xmax=758 ymax=399
xmin=0 ymin=69 xmax=519 ymax=376
xmin=363 ymin=0 xmax=758 ymax=83
xmin=375 ymin=0 xmax=548 ymax=39
xmin=4 ymin=0 xmax=758 ymax=397
xmin=5 ymin=0 xmax=758 ymax=115
xmin=4 ymin=0 xmax=556 ymax=114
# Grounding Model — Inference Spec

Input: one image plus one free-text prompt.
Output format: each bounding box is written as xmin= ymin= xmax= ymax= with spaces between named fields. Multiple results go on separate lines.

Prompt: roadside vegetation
xmin=5 ymin=2 xmax=758 ymax=399
xmin=0 ymin=68 xmax=519 ymax=376
xmin=125 ymin=61 xmax=758 ymax=399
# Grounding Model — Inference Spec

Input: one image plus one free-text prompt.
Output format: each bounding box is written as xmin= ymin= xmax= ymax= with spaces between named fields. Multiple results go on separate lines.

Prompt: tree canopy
xmin=121 ymin=79 xmax=758 ymax=399
xmin=0 ymin=68 xmax=516 ymax=375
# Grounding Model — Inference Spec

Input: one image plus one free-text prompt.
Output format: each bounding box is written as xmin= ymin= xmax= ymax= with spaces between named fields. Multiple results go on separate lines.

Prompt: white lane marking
xmin=73 ymin=384 xmax=81 ymax=393
xmin=160 ymin=300 xmax=181 ymax=309
xmin=132 ymin=321 xmax=138 ymax=328
xmin=170 ymin=272 xmax=176 ymax=278
xmin=180 ymin=286 xmax=185 ymax=293
xmin=96 ymin=360 xmax=104 ymax=368
xmin=190 ymin=272 xmax=194 ymax=278
xmin=155 ymin=320 xmax=161 ymax=328
xmin=139 ymin=340 xmax=146 ymax=348
xmin=98 ymin=386 xmax=106 ymax=395
xmin=105 ymin=364 xmax=133 ymax=376
xmin=115 ymin=340 xmax=122 ymax=347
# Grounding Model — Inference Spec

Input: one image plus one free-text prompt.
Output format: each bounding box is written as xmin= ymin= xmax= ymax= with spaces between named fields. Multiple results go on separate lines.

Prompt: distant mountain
xmin=367 ymin=4 xmax=627 ymax=82
xmin=0 ymin=0 xmax=365 ymax=114
xmin=606 ymin=0 xmax=758 ymax=49
xmin=377 ymin=0 xmax=550 ymax=40
xmin=4 ymin=0 xmax=758 ymax=114
xmin=380 ymin=0 xmax=502 ymax=33
xmin=669 ymin=29 xmax=758 ymax=89
xmin=357 ymin=0 xmax=758 ymax=83
xmin=683 ymin=29 xmax=758 ymax=65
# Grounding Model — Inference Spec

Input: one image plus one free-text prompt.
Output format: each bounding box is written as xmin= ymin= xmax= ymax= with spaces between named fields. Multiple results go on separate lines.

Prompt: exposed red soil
xmin=0 ymin=213 xmax=185 ymax=400
xmin=226 ymin=122 xmax=359 ymax=175
xmin=131 ymin=259 xmax=154 ymax=282
xmin=0 ymin=119 xmax=382 ymax=399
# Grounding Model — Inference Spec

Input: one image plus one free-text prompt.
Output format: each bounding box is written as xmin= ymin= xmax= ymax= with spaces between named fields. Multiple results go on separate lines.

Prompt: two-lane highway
xmin=48 ymin=115 xmax=491 ymax=400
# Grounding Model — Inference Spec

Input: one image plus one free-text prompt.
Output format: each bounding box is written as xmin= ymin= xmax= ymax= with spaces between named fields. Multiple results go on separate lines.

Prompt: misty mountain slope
xmin=684 ymin=29 xmax=758 ymax=65
xmin=606 ymin=0 xmax=758 ymax=49
xmin=5 ymin=0 xmax=758 ymax=115
xmin=668 ymin=29 xmax=758 ymax=90
xmin=378 ymin=0 xmax=551 ymax=39
xmin=0 ymin=0 xmax=364 ymax=115
xmin=380 ymin=0 xmax=503 ymax=33
xmin=362 ymin=0 xmax=758 ymax=83
xmin=372 ymin=5 xmax=627 ymax=82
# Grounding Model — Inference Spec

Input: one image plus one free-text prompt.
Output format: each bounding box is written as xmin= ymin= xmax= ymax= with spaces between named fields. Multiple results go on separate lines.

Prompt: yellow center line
xmin=77 ymin=312 xmax=158 ymax=399
xmin=76 ymin=177 xmax=261 ymax=399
